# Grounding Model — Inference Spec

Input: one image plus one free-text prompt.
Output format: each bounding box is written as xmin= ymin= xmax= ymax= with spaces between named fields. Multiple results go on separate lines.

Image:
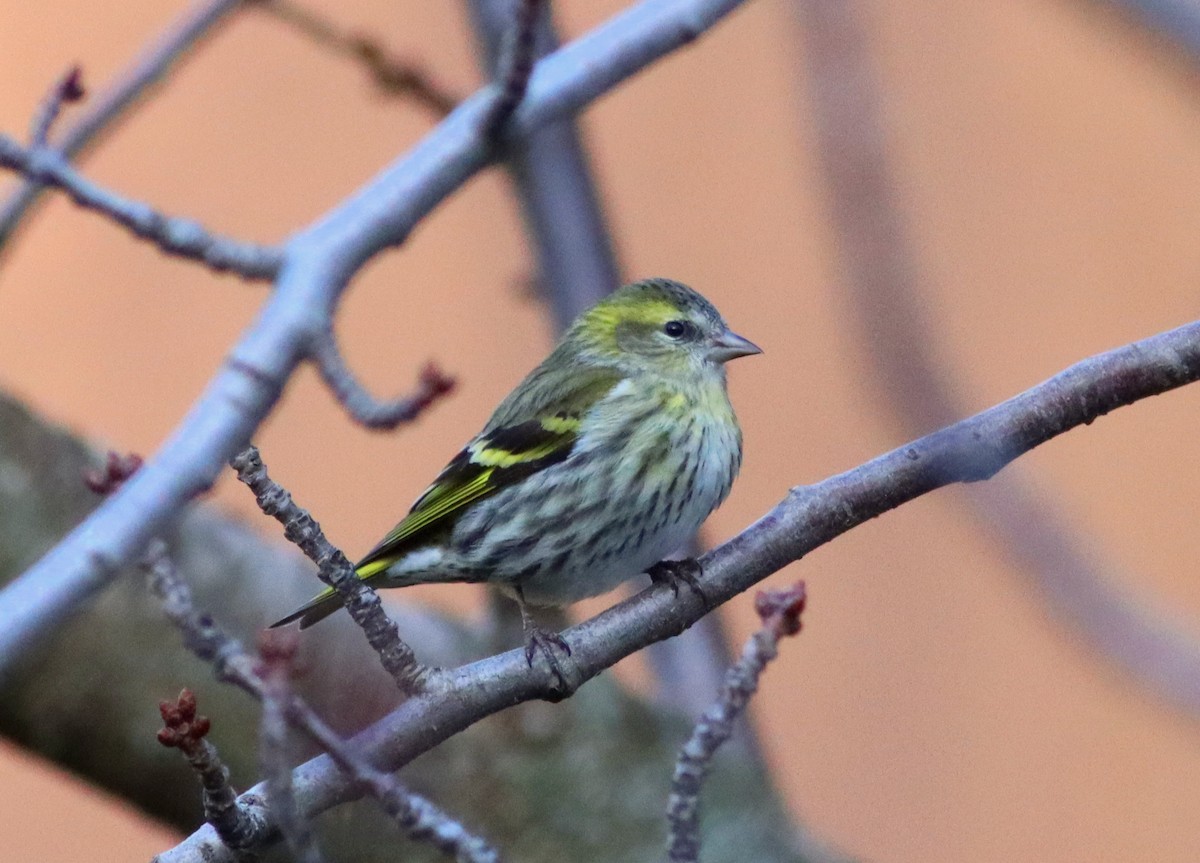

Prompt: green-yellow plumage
xmin=271 ymin=279 xmax=761 ymax=660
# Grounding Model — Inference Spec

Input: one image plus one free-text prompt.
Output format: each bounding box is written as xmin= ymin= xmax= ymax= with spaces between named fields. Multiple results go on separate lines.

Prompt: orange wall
xmin=3 ymin=1 xmax=1200 ymax=860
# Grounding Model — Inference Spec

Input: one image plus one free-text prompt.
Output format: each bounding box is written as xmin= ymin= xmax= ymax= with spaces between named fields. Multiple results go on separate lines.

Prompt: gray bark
xmin=0 ymin=391 xmax=805 ymax=862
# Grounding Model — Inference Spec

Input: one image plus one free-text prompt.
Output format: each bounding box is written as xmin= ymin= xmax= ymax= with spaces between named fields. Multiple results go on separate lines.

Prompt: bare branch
xmin=163 ymin=317 xmax=1200 ymax=862
xmin=229 ymin=446 xmax=429 ymax=693
xmin=464 ymin=0 xmax=620 ymax=327
xmin=257 ymin=631 xmax=322 ymax=863
xmin=82 ymin=450 xmax=144 ymax=496
xmin=0 ymin=0 xmax=244 ymax=255
xmin=309 ymin=329 xmax=456 ymax=429
xmin=148 ymin=532 xmax=499 ymax=863
xmin=481 ymin=0 xmax=545 ymax=140
xmin=794 ymin=0 xmax=1200 ymax=718
xmin=252 ymin=0 xmax=460 ymax=115
xmin=156 ymin=685 xmax=267 ymax=853
xmin=0 ymin=0 xmax=753 ymax=681
xmin=666 ymin=583 xmax=806 ymax=862
xmin=1093 ymin=0 xmax=1200 ymax=57
xmin=278 ymin=694 xmax=503 ymax=863
xmin=0 ymin=134 xmax=281 ymax=278
xmin=29 ymin=66 xmax=86 ymax=148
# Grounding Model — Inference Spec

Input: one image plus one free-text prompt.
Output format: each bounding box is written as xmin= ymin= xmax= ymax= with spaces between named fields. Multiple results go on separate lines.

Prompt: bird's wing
xmin=354 ymin=366 xmax=623 ymax=579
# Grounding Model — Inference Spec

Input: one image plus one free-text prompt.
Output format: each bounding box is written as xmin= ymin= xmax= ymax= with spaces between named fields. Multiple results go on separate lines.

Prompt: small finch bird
xmin=272 ymin=278 xmax=760 ymax=668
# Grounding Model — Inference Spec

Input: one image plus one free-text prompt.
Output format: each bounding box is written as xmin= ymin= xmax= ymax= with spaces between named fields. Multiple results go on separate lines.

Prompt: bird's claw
xmin=648 ymin=558 xmax=708 ymax=605
xmin=522 ymin=623 xmax=573 ymax=695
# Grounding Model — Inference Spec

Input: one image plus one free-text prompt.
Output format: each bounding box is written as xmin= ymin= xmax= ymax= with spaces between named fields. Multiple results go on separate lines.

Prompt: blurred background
xmin=3 ymin=0 xmax=1200 ymax=860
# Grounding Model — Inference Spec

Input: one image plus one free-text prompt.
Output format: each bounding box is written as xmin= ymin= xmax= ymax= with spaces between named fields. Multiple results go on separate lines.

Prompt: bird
xmin=271 ymin=278 xmax=760 ymax=673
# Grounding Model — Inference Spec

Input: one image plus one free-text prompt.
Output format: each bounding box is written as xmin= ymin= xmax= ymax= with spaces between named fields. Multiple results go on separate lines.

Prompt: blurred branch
xmin=0 ymin=132 xmax=282 ymax=279
xmin=28 ymin=66 xmax=86 ymax=148
xmin=256 ymin=630 xmax=502 ymax=863
xmin=309 ymin=327 xmax=456 ymax=429
xmin=165 ymin=315 xmax=1200 ymax=861
xmin=0 ymin=0 xmax=754 ymax=680
xmin=258 ymin=632 xmax=323 ymax=863
xmin=794 ymin=0 xmax=1200 ymax=718
xmin=1091 ymin=0 xmax=1200 ymax=57
xmin=480 ymin=0 xmax=546 ymax=140
xmin=465 ymin=0 xmax=620 ymax=329
xmin=666 ymin=584 xmax=806 ymax=863
xmin=252 ymin=0 xmax=460 ymax=114
xmin=0 ymin=0 xmax=244 ymax=259
xmin=147 ymin=521 xmax=500 ymax=863
xmin=281 ymin=698 xmax=502 ymax=863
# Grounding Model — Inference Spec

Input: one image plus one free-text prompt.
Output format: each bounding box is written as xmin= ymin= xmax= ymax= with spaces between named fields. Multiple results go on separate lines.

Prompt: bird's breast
xmin=447 ymin=376 xmax=744 ymax=605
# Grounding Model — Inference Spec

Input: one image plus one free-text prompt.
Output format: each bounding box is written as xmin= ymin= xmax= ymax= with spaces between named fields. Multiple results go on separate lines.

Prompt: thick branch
xmin=795 ymin=0 xmax=1200 ymax=717
xmin=0 ymin=0 xmax=753 ymax=679
xmin=1093 ymin=0 xmax=1200 ymax=57
xmin=162 ymin=317 xmax=1200 ymax=862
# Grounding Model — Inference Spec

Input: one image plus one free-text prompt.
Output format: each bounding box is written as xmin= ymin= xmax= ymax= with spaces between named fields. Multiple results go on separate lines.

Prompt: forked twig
xmin=665 ymin=584 xmax=806 ymax=862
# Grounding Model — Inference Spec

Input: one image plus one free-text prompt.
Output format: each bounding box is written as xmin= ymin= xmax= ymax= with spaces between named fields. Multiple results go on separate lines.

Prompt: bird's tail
xmin=270 ymin=554 xmax=470 ymax=629
xmin=268 ymin=558 xmax=404 ymax=630
xmin=269 ymin=586 xmax=345 ymax=630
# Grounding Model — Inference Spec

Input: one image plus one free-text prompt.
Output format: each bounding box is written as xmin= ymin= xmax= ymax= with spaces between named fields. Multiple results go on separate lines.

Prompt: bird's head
xmin=566 ymin=279 xmax=761 ymax=377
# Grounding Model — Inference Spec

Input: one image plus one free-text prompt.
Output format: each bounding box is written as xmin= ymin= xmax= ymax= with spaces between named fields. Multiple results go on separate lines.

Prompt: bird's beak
xmin=708 ymin=329 xmax=763 ymax=363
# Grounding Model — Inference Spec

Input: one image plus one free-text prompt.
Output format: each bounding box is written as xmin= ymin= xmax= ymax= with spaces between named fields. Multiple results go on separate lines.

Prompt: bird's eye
xmin=663 ymin=320 xmax=689 ymax=339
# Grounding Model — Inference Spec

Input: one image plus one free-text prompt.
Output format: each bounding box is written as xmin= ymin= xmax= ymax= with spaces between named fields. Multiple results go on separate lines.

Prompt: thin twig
xmin=229 ymin=446 xmax=429 ymax=693
xmin=0 ymin=0 xmax=244 ymax=256
xmin=156 ymin=685 xmax=267 ymax=853
xmin=252 ymin=0 xmax=460 ymax=115
xmin=665 ymin=583 xmax=806 ymax=862
xmin=481 ymin=0 xmax=545 ymax=140
xmin=29 ymin=66 xmax=86 ymax=147
xmin=82 ymin=450 xmax=144 ymax=495
xmin=309 ymin=329 xmax=456 ymax=429
xmin=0 ymin=134 xmax=281 ymax=279
xmin=147 ymin=537 xmax=500 ymax=863
xmin=794 ymin=0 xmax=1200 ymax=719
xmin=144 ymin=538 xmax=263 ymax=697
xmin=257 ymin=631 xmax=322 ymax=863
xmin=163 ymin=316 xmax=1200 ymax=863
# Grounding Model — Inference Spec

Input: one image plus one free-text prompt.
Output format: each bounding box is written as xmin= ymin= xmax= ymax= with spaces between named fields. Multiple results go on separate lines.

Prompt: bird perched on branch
xmin=272 ymin=278 xmax=760 ymax=675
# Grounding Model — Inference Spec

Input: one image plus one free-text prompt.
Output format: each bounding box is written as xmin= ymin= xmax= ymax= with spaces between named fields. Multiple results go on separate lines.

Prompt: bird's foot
xmin=522 ymin=620 xmax=574 ymax=697
xmin=648 ymin=558 xmax=709 ymax=605
xmin=514 ymin=587 xmax=578 ymax=697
